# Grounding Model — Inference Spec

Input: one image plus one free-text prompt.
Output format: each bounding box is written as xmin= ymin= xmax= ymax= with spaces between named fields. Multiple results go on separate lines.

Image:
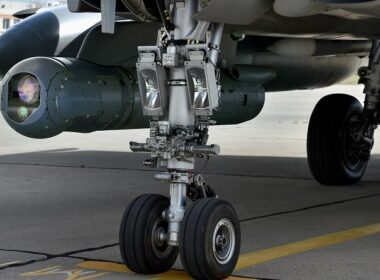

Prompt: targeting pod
xmin=0 ymin=57 xmax=142 ymax=139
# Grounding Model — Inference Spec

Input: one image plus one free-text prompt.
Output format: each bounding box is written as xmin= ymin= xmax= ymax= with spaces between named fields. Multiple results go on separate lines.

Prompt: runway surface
xmin=1 ymin=85 xmax=380 ymax=280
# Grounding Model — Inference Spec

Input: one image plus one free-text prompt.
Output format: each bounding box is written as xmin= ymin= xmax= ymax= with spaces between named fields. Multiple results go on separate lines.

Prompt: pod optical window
xmin=7 ymin=73 xmax=41 ymax=123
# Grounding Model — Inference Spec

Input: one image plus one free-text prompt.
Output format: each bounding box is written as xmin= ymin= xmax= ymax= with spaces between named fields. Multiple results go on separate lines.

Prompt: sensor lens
xmin=7 ymin=73 xmax=41 ymax=123
xmin=17 ymin=75 xmax=40 ymax=105
xmin=17 ymin=106 xmax=29 ymax=122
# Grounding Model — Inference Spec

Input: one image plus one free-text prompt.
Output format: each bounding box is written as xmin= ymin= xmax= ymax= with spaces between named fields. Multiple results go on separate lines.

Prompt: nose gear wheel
xmin=119 ymin=194 xmax=179 ymax=274
xmin=179 ymin=198 xmax=241 ymax=280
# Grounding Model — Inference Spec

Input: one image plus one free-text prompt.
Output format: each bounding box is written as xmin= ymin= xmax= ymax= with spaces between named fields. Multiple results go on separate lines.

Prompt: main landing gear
xmin=118 ymin=1 xmax=240 ymax=279
xmin=307 ymin=40 xmax=380 ymax=185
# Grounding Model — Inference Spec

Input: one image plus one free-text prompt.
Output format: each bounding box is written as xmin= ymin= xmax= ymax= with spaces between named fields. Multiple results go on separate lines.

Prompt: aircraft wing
xmin=69 ymin=0 xmax=380 ymax=39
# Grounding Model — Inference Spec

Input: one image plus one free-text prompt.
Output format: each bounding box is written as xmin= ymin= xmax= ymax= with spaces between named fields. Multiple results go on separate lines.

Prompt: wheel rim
xmin=342 ymin=115 xmax=364 ymax=171
xmin=212 ymin=218 xmax=236 ymax=265
xmin=151 ymin=216 xmax=173 ymax=260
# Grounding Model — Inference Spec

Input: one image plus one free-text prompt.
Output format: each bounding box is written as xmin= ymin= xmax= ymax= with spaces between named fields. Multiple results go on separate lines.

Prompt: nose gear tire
xmin=119 ymin=194 xmax=179 ymax=274
xmin=179 ymin=198 xmax=241 ymax=280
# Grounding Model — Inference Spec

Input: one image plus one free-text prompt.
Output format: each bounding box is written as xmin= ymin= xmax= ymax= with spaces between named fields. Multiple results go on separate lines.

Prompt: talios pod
xmin=0 ymin=57 xmax=144 ymax=139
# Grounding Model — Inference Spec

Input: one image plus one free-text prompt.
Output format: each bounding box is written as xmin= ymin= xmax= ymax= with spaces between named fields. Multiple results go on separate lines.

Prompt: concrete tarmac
xmin=1 ymin=85 xmax=380 ymax=280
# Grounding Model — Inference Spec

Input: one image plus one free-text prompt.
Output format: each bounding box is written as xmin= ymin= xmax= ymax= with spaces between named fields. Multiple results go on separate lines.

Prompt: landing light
xmin=136 ymin=52 xmax=167 ymax=116
xmin=187 ymin=67 xmax=210 ymax=110
xmin=185 ymin=61 xmax=219 ymax=116
xmin=139 ymin=69 xmax=162 ymax=110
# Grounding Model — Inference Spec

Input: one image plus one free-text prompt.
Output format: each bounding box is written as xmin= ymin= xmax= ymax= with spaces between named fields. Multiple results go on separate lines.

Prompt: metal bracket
xmin=100 ymin=0 xmax=116 ymax=34
xmin=155 ymin=172 xmax=190 ymax=184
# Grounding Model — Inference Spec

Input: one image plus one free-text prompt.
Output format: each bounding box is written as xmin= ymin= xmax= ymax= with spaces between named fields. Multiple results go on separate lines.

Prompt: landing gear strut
xmin=119 ymin=1 xmax=240 ymax=279
xmin=307 ymin=40 xmax=379 ymax=185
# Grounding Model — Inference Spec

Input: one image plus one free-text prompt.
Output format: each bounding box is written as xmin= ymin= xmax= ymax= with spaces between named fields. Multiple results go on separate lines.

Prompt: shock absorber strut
xmin=357 ymin=40 xmax=380 ymax=159
xmin=360 ymin=40 xmax=380 ymax=115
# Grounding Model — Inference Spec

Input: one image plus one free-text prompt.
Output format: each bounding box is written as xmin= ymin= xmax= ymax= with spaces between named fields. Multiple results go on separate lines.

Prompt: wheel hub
xmin=343 ymin=115 xmax=372 ymax=168
xmin=216 ymin=235 xmax=228 ymax=248
xmin=151 ymin=217 xmax=172 ymax=259
xmin=212 ymin=218 xmax=236 ymax=265
xmin=154 ymin=226 xmax=167 ymax=246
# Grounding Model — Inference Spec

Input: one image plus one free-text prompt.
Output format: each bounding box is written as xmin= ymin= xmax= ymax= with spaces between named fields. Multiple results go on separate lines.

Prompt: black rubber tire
xmin=307 ymin=94 xmax=368 ymax=185
xmin=180 ymin=198 xmax=241 ymax=280
xmin=119 ymin=194 xmax=178 ymax=274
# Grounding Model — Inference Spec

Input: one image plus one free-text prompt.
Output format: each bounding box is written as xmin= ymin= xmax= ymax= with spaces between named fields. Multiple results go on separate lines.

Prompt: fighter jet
xmin=0 ymin=1 xmax=379 ymax=279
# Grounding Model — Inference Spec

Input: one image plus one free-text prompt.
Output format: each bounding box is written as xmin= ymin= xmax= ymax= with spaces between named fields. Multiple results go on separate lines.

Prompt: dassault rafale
xmin=1 ymin=1 xmax=380 ymax=279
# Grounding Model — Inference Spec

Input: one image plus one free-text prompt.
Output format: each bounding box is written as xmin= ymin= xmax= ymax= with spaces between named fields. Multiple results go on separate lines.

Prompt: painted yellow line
xmin=236 ymin=221 xmax=380 ymax=270
xmin=76 ymin=261 xmax=131 ymax=274
xmin=76 ymin=222 xmax=380 ymax=279
xmin=152 ymin=270 xmax=257 ymax=280
xmin=76 ymin=262 xmax=254 ymax=280
xmin=65 ymin=271 xmax=109 ymax=280
xmin=21 ymin=266 xmax=61 ymax=276
xmin=21 ymin=265 xmax=110 ymax=280
xmin=0 ymin=261 xmax=21 ymax=267
xmin=152 ymin=271 xmax=192 ymax=280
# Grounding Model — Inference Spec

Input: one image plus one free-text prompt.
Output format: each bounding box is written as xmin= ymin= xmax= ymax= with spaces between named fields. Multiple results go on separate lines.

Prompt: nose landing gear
xmin=119 ymin=1 xmax=240 ymax=279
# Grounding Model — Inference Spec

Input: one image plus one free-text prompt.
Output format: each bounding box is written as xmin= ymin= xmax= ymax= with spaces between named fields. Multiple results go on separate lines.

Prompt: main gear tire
xmin=307 ymin=94 xmax=368 ymax=185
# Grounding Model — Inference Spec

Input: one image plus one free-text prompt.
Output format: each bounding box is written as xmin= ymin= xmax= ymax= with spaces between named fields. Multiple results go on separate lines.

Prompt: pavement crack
xmin=3 ymin=161 xmax=380 ymax=183
xmin=0 ymin=248 xmax=53 ymax=258
xmin=0 ymin=162 xmax=314 ymax=181
xmin=0 ymin=243 xmax=118 ymax=271
xmin=0 ymin=162 xmax=149 ymax=172
xmin=239 ymin=193 xmax=380 ymax=223
xmin=205 ymin=171 xmax=312 ymax=181
xmin=0 ymin=258 xmax=47 ymax=271
xmin=58 ymin=242 xmax=119 ymax=257
xmin=68 ymin=255 xmax=121 ymax=263
xmin=229 ymin=275 xmax=279 ymax=280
